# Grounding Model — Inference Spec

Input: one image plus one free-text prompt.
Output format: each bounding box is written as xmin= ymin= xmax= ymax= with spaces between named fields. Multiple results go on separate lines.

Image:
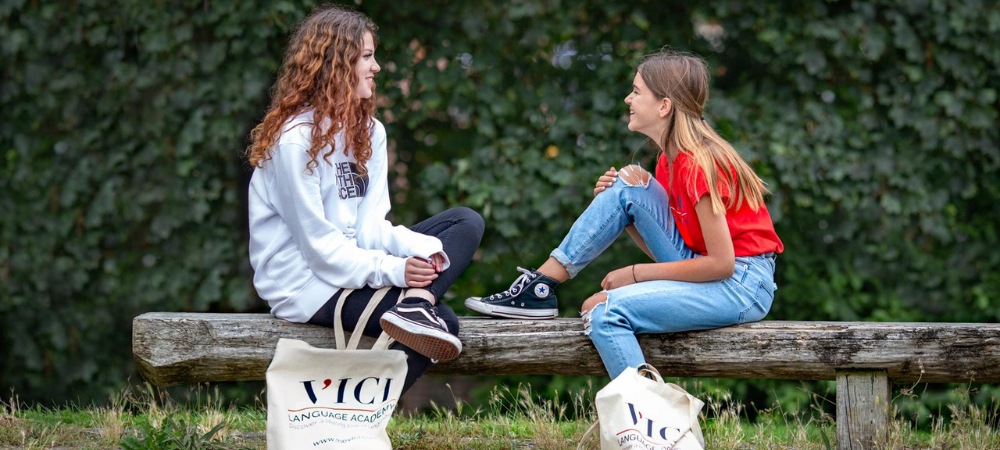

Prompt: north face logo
xmin=335 ymin=162 xmax=369 ymax=199
xmin=534 ymin=284 xmax=550 ymax=298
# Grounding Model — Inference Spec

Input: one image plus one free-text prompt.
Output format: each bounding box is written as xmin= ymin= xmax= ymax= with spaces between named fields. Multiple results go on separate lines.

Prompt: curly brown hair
xmin=247 ymin=5 xmax=378 ymax=175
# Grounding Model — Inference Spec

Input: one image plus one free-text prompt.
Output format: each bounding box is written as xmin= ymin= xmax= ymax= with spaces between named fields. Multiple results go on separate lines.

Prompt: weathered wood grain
xmin=132 ymin=313 xmax=1000 ymax=387
xmin=836 ymin=370 xmax=891 ymax=450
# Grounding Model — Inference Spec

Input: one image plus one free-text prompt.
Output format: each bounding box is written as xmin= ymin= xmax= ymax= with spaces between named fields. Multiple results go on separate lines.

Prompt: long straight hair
xmin=638 ymin=51 xmax=767 ymax=214
xmin=247 ymin=6 xmax=378 ymax=175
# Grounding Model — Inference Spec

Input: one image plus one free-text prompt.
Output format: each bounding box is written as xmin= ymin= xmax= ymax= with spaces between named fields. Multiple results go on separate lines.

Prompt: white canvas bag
xmin=580 ymin=364 xmax=705 ymax=450
xmin=266 ymin=288 xmax=407 ymax=450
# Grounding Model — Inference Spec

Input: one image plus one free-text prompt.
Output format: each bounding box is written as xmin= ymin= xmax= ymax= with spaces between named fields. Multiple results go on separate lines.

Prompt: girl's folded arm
xmin=639 ymin=196 xmax=735 ymax=282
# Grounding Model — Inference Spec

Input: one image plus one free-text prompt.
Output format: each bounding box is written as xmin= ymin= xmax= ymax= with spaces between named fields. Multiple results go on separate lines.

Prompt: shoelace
xmin=430 ymin=309 xmax=449 ymax=332
xmin=398 ymin=300 xmax=450 ymax=332
xmin=487 ymin=266 xmax=535 ymax=301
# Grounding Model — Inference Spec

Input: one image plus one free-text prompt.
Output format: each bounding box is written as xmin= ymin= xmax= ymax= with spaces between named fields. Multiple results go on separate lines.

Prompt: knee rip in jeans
xmin=580 ymin=299 xmax=609 ymax=336
xmin=618 ymin=165 xmax=650 ymax=188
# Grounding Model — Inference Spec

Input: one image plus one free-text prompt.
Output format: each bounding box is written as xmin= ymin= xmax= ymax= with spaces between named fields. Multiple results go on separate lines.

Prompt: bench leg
xmin=836 ymin=370 xmax=891 ymax=450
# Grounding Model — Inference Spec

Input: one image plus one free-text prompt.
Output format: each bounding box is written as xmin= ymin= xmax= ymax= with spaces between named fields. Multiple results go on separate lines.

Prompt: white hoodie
xmin=248 ymin=111 xmax=448 ymax=322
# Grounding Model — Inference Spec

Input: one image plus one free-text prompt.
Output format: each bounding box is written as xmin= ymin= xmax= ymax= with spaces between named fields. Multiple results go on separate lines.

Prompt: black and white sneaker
xmin=464 ymin=267 xmax=559 ymax=319
xmin=380 ymin=300 xmax=463 ymax=362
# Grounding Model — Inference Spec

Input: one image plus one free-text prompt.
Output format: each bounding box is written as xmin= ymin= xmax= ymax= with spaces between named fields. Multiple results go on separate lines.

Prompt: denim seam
xmin=738 ymin=281 xmax=767 ymax=324
xmin=595 ymin=299 xmax=628 ymax=371
xmin=738 ymin=262 xmax=749 ymax=284
xmin=738 ymin=301 xmax=760 ymax=324
xmin=623 ymin=188 xmax=663 ymax=233
xmin=562 ymin=203 xmax=624 ymax=274
xmin=621 ymin=185 xmax=687 ymax=262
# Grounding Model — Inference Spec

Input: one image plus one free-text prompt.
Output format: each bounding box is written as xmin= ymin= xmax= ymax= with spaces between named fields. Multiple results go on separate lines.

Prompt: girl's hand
xmin=600 ymin=265 xmax=636 ymax=291
xmin=594 ymin=167 xmax=618 ymax=196
xmin=428 ymin=252 xmax=447 ymax=273
xmin=405 ymin=257 xmax=438 ymax=287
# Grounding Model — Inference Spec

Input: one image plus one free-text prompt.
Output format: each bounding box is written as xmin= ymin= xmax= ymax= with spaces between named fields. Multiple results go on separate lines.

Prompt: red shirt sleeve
xmin=656 ymin=152 xmax=783 ymax=256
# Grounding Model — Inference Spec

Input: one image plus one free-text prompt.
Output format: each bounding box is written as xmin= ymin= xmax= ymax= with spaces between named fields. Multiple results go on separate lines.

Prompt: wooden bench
xmin=133 ymin=313 xmax=1000 ymax=450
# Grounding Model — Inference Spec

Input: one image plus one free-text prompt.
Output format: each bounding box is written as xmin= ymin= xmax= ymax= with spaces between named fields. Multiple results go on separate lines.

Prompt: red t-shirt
xmin=654 ymin=152 xmax=784 ymax=256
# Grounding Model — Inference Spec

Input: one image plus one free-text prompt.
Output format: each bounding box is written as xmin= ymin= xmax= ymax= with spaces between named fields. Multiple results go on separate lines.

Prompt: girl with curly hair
xmin=247 ymin=5 xmax=483 ymax=392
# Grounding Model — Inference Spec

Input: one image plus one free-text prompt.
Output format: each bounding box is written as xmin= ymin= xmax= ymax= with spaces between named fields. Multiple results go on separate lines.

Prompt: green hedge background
xmin=2 ymin=0 xmax=998 ymax=408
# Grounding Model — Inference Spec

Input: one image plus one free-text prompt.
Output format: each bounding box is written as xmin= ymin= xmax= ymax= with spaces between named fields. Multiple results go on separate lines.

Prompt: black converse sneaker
xmin=464 ymin=267 xmax=559 ymax=319
xmin=380 ymin=299 xmax=463 ymax=362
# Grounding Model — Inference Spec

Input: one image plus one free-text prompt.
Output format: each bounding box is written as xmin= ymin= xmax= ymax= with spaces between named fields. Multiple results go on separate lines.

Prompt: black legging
xmin=308 ymin=207 xmax=484 ymax=392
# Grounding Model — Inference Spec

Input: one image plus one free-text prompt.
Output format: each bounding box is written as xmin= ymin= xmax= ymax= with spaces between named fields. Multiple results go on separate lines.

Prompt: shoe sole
xmin=379 ymin=313 xmax=463 ymax=362
xmin=464 ymin=298 xmax=558 ymax=319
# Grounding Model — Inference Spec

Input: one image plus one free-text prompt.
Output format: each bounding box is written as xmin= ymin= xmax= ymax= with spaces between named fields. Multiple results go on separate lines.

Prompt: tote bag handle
xmin=637 ymin=363 xmax=664 ymax=382
xmin=578 ymin=420 xmax=601 ymax=450
xmin=332 ymin=287 xmax=395 ymax=351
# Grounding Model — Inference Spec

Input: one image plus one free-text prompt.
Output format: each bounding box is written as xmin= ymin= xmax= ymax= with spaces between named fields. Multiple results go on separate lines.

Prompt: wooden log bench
xmin=133 ymin=312 xmax=1000 ymax=450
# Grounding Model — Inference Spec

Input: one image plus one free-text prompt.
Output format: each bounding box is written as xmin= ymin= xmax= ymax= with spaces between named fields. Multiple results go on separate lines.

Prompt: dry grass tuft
xmin=3 ymin=382 xmax=1000 ymax=449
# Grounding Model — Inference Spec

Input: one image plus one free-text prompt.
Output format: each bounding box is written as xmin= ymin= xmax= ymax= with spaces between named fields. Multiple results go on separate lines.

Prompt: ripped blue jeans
xmin=549 ymin=174 xmax=777 ymax=378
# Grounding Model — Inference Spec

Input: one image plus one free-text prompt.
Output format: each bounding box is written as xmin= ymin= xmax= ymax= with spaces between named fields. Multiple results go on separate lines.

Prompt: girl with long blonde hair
xmin=466 ymin=50 xmax=783 ymax=378
xmin=247 ymin=5 xmax=483 ymax=392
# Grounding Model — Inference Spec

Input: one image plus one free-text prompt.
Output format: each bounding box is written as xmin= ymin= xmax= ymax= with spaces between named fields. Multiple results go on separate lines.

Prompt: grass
xmin=3 ymin=382 xmax=1000 ymax=449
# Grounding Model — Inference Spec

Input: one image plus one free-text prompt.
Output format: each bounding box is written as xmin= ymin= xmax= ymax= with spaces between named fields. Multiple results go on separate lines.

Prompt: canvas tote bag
xmin=579 ymin=364 xmax=705 ymax=450
xmin=266 ymin=287 xmax=408 ymax=450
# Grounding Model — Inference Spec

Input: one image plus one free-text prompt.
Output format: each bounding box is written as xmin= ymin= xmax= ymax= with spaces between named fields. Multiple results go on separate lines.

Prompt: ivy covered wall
xmin=2 ymin=0 xmax=998 ymax=404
